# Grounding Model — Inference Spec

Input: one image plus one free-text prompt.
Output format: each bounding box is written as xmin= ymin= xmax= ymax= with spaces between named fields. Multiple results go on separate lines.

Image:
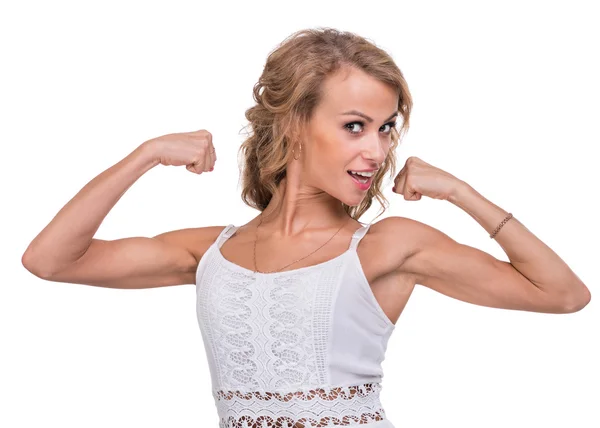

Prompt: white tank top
xmin=195 ymin=223 xmax=396 ymax=427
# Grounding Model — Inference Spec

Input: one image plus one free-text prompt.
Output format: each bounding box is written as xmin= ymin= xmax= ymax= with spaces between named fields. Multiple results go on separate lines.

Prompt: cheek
xmin=311 ymin=132 xmax=347 ymax=164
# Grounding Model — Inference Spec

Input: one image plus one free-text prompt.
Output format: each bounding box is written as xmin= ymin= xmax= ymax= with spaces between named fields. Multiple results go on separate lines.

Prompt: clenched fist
xmin=144 ymin=129 xmax=217 ymax=174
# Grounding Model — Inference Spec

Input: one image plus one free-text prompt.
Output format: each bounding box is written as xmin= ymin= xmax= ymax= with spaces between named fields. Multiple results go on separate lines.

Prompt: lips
xmin=347 ymin=171 xmax=373 ymax=190
xmin=347 ymin=171 xmax=370 ymax=182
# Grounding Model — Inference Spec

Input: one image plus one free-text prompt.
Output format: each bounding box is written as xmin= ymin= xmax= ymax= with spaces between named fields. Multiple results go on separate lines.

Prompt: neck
xmin=258 ymin=176 xmax=352 ymax=238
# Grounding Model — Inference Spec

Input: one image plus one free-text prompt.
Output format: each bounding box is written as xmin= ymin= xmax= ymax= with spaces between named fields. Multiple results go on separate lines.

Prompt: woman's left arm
xmin=448 ymin=181 xmax=591 ymax=309
xmin=390 ymin=156 xmax=591 ymax=313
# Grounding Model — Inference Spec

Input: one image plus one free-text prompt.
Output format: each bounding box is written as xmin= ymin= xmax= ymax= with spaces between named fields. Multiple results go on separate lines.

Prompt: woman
xmin=22 ymin=28 xmax=590 ymax=428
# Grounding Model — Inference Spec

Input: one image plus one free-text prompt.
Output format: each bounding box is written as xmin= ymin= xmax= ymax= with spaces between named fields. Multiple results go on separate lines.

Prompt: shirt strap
xmin=216 ymin=224 xmax=237 ymax=249
xmin=348 ymin=223 xmax=372 ymax=251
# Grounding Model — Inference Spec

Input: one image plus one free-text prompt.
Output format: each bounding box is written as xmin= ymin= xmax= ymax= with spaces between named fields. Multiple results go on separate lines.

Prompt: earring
xmin=292 ymin=142 xmax=302 ymax=160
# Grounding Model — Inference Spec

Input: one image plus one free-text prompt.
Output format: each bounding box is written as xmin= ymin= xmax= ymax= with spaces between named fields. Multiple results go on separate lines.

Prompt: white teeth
xmin=348 ymin=171 xmax=370 ymax=184
xmin=349 ymin=170 xmax=375 ymax=177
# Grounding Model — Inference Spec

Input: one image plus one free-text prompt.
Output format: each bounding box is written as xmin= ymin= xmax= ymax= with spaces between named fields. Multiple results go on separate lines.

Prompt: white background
xmin=2 ymin=0 xmax=598 ymax=427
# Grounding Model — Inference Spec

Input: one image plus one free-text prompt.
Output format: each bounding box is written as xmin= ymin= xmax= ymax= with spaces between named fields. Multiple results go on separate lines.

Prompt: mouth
xmin=347 ymin=170 xmax=374 ymax=190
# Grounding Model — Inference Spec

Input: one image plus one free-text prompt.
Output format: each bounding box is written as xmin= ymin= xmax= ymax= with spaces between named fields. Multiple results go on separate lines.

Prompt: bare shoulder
xmin=154 ymin=224 xmax=229 ymax=262
xmin=368 ymin=215 xmax=462 ymax=280
xmin=367 ymin=216 xmax=431 ymax=275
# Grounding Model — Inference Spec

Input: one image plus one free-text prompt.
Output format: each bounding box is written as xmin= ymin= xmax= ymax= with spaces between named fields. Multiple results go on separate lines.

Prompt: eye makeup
xmin=344 ymin=120 xmax=397 ymax=135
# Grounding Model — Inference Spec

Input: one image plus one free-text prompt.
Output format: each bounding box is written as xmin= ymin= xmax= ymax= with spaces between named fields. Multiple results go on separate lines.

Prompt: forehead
xmin=318 ymin=66 xmax=398 ymax=116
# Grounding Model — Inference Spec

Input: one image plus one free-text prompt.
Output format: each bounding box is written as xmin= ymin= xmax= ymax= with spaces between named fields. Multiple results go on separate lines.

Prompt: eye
xmin=345 ymin=122 xmax=363 ymax=134
xmin=380 ymin=121 xmax=397 ymax=134
xmin=344 ymin=121 xmax=398 ymax=135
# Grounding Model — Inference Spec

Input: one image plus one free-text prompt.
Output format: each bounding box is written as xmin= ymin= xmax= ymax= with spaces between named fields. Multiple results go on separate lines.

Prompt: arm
xmin=21 ymin=132 xmax=217 ymax=289
xmin=392 ymin=183 xmax=591 ymax=314
xmin=27 ymin=226 xmax=223 ymax=289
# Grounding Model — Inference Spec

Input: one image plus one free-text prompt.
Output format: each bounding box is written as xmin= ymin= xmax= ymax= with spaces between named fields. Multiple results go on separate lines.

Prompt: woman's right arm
xmin=21 ymin=130 xmax=218 ymax=289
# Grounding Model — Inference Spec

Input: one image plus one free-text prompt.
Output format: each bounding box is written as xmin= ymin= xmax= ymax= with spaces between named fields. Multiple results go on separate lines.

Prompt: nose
xmin=362 ymin=133 xmax=388 ymax=166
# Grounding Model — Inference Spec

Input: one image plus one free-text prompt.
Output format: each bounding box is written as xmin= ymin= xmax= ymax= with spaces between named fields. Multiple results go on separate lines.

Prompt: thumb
xmin=186 ymin=163 xmax=203 ymax=174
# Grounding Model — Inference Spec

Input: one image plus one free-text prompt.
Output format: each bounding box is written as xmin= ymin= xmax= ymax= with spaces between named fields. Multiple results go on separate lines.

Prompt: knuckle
xmin=200 ymin=130 xmax=212 ymax=142
xmin=192 ymin=130 xmax=212 ymax=143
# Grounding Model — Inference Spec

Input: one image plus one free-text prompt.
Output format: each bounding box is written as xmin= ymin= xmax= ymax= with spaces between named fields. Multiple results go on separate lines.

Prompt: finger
xmin=186 ymin=158 xmax=204 ymax=174
xmin=405 ymin=187 xmax=421 ymax=201
xmin=402 ymin=176 xmax=422 ymax=200
xmin=196 ymin=149 xmax=209 ymax=173
xmin=402 ymin=179 xmax=417 ymax=201
xmin=186 ymin=164 xmax=201 ymax=175
xmin=394 ymin=169 xmax=406 ymax=193
xmin=201 ymin=145 xmax=214 ymax=172
xmin=205 ymin=133 xmax=214 ymax=169
xmin=393 ymin=164 xmax=406 ymax=189
xmin=206 ymin=144 xmax=216 ymax=171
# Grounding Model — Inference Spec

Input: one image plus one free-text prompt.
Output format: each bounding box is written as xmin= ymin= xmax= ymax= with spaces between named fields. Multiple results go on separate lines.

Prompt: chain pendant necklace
xmin=252 ymin=212 xmax=351 ymax=274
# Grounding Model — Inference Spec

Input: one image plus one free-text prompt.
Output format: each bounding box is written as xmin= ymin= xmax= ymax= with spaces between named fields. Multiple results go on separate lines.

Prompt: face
xmin=299 ymin=66 xmax=400 ymax=206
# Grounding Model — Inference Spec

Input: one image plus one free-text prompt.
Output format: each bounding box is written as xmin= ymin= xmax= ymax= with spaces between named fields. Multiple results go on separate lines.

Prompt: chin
xmin=340 ymin=195 xmax=365 ymax=207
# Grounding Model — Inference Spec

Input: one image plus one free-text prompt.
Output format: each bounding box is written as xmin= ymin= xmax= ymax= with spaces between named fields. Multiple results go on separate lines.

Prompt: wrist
xmin=447 ymin=180 xmax=474 ymax=205
xmin=135 ymin=140 xmax=161 ymax=169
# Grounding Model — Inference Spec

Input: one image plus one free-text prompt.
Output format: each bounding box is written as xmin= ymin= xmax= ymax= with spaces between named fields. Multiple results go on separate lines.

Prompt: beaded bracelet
xmin=490 ymin=213 xmax=513 ymax=239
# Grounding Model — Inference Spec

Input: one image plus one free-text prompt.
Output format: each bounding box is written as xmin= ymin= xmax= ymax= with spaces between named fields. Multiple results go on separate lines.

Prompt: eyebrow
xmin=340 ymin=110 xmax=398 ymax=123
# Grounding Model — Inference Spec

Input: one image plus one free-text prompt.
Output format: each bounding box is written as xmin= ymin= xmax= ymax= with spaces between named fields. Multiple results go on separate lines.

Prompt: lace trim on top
xmin=213 ymin=382 xmax=387 ymax=427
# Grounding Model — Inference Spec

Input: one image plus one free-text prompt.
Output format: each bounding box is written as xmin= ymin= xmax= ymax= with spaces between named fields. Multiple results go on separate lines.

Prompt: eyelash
xmin=344 ymin=121 xmax=397 ymax=135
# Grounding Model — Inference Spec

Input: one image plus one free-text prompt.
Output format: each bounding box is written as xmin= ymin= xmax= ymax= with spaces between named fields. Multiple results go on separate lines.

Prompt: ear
xmin=284 ymin=120 xmax=302 ymax=152
xmin=294 ymin=116 xmax=313 ymax=147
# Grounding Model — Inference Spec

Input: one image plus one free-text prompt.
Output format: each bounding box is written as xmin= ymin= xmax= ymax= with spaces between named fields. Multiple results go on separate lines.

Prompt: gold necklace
xmin=253 ymin=212 xmax=351 ymax=274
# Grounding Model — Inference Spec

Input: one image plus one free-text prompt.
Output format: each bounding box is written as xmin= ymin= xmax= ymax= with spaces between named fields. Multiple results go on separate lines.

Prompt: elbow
xmin=560 ymin=286 xmax=591 ymax=313
xmin=22 ymin=249 xmax=35 ymax=273
xmin=22 ymin=249 xmax=54 ymax=279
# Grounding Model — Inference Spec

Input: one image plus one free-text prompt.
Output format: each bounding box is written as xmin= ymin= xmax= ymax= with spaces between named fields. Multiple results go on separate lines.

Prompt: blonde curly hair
xmin=238 ymin=27 xmax=413 ymax=222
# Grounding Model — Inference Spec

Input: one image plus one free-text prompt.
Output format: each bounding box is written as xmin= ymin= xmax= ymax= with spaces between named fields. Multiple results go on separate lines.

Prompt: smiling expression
xmin=299 ymin=66 xmax=400 ymax=205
